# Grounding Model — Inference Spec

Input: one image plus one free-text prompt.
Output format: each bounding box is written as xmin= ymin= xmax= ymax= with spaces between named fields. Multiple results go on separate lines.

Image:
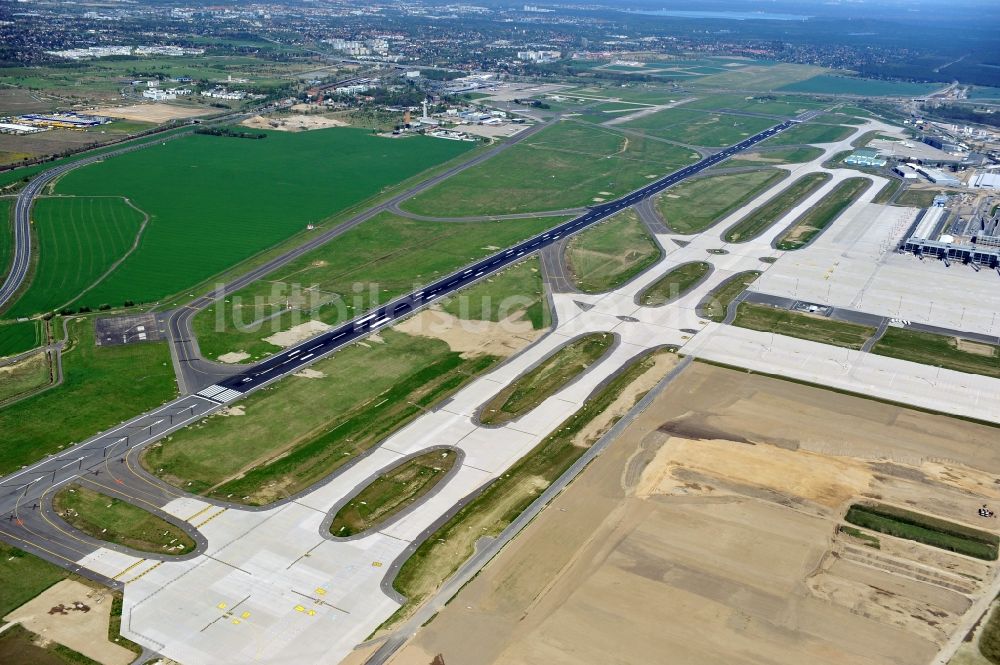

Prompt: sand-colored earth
xmin=3 ymin=580 xmax=134 ymax=665
xmin=241 ymin=114 xmax=348 ymax=132
xmin=216 ymin=351 xmax=250 ymax=364
xmin=294 ymin=368 xmax=326 ymax=379
xmin=956 ymin=338 xmax=996 ymax=357
xmin=263 ymin=319 xmax=332 ymax=348
xmin=392 ymin=362 xmax=1000 ymax=665
xmin=91 ymin=103 xmax=212 ymax=123
xmin=394 ymin=307 xmax=545 ymax=358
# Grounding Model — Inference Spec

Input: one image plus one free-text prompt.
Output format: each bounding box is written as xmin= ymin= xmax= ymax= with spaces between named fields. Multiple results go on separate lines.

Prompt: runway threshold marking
xmin=113 ymin=558 xmax=148 ymax=580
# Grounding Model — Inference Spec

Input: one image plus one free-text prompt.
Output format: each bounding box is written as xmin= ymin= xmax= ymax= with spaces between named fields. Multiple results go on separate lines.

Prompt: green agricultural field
xmin=564 ymin=210 xmax=660 ymax=292
xmin=44 ymin=129 xmax=474 ymax=311
xmin=657 ymin=169 xmax=788 ymax=233
xmin=711 ymin=146 xmax=823 ymax=169
xmin=696 ymin=271 xmax=761 ymax=322
xmin=894 ymin=188 xmax=945 ymax=208
xmin=0 ymin=319 xmax=42 ymax=357
xmin=440 ymin=258 xmax=548 ymax=330
xmin=9 ymin=197 xmax=146 ymax=317
xmin=844 ymin=503 xmax=998 ymax=560
xmin=0 ymin=351 xmax=51 ymax=404
xmin=781 ymin=75 xmax=943 ymax=97
xmin=0 ymin=317 xmax=176 ymax=475
xmin=760 ymin=122 xmax=855 ymax=146
xmin=723 ymin=173 xmax=831 ymax=243
xmin=403 ymin=121 xmax=696 ymax=216
xmin=192 ymin=213 xmax=563 ymax=362
xmin=639 ymin=261 xmax=711 ymax=306
xmin=390 ymin=347 xmax=672 ymax=624
xmin=329 ymin=450 xmax=457 ymax=537
xmin=479 ymin=332 xmax=614 ymax=426
xmin=776 ymin=177 xmax=872 ymax=250
xmin=873 ymin=328 xmax=1000 ymax=379
xmin=53 ymin=484 xmax=195 ymax=555
xmin=980 ymin=604 xmax=1000 ymax=664
xmin=145 ymin=331 xmax=497 ymax=505
xmin=733 ymin=303 xmax=875 ymax=349
xmin=620 ymin=107 xmax=776 ymax=147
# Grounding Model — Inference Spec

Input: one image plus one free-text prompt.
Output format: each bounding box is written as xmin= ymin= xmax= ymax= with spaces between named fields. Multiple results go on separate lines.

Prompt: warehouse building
xmin=844 ymin=148 xmax=887 ymax=167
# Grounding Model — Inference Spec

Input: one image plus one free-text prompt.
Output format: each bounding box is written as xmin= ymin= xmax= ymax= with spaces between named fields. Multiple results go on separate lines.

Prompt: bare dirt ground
xmin=262 ymin=319 xmax=332 ymax=348
xmin=392 ymin=362 xmax=1000 ymax=665
xmin=91 ymin=103 xmax=212 ymax=123
xmin=3 ymin=580 xmax=134 ymax=665
xmin=241 ymin=114 xmax=348 ymax=132
xmin=394 ymin=307 xmax=545 ymax=358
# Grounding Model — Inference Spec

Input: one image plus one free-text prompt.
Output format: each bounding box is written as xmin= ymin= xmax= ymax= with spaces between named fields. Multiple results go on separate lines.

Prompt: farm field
xmin=564 ymin=210 xmax=661 ymax=292
xmin=0 ymin=351 xmax=51 ymax=404
xmin=46 ymin=128 xmax=474 ymax=309
xmin=389 ymin=348 xmax=677 ymax=626
xmin=844 ymin=503 xmax=998 ymax=561
xmin=710 ymin=145 xmax=823 ymax=169
xmin=52 ymin=484 xmax=196 ymax=555
xmin=329 ymin=450 xmax=457 ymax=538
xmin=402 ymin=121 xmax=698 ymax=216
xmin=639 ymin=261 xmax=711 ymax=306
xmin=733 ymin=302 xmax=876 ymax=349
xmin=723 ymin=172 xmax=832 ymax=242
xmin=696 ymin=271 xmax=761 ymax=322
xmin=873 ymin=328 xmax=1000 ymax=380
xmin=191 ymin=213 xmax=563 ymax=362
xmin=656 ymin=169 xmax=788 ymax=233
xmin=144 ymin=331 xmax=496 ymax=505
xmin=776 ymin=177 xmax=872 ymax=249
xmin=0 ymin=319 xmax=42 ymax=357
xmin=0 ymin=317 xmax=176 ymax=475
xmin=759 ymin=122 xmax=856 ymax=146
xmin=396 ymin=362 xmax=1000 ymax=665
xmin=479 ymin=332 xmax=614 ymax=426
xmin=8 ymin=197 xmax=146 ymax=317
xmin=620 ymin=107 xmax=776 ymax=147
xmin=781 ymin=74 xmax=944 ymax=97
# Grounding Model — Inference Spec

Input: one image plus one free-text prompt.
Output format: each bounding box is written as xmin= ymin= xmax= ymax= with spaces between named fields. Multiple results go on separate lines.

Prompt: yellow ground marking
xmin=186 ymin=505 xmax=214 ymax=522
xmin=112 ymin=559 xmax=148 ymax=580
xmin=125 ymin=560 xmax=163 ymax=584
xmin=307 ymin=609 xmax=317 ymax=616
xmin=217 ymin=602 xmax=228 ymax=610
xmin=241 ymin=611 xmax=251 ymax=619
xmin=294 ymin=605 xmax=305 ymax=612
xmin=371 ymin=561 xmax=382 ymax=567
xmin=194 ymin=508 xmax=227 ymax=528
xmin=232 ymin=619 xmax=241 ymax=625
xmin=315 ymin=588 xmax=326 ymax=596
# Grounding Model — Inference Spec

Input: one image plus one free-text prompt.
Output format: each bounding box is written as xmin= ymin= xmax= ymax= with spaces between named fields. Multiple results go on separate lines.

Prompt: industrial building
xmin=0 ymin=122 xmax=45 ymax=135
xmin=971 ymin=172 xmax=1000 ymax=189
xmin=844 ymin=148 xmax=887 ymax=167
xmin=915 ymin=165 xmax=961 ymax=187
xmin=18 ymin=113 xmax=111 ymax=129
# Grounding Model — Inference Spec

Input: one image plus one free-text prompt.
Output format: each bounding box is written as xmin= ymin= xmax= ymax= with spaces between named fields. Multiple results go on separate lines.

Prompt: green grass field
xmin=145 ymin=331 xmax=497 ymax=505
xmin=0 ymin=350 xmax=51 ymax=403
xmin=329 ymin=450 xmax=457 ymax=537
xmin=712 ymin=146 xmax=823 ymax=169
xmin=479 ymin=332 xmax=614 ymax=426
xmin=403 ymin=121 xmax=697 ymax=216
xmin=657 ymin=169 xmax=788 ymax=233
xmin=873 ymin=178 xmax=903 ymax=204
xmin=53 ymin=484 xmax=195 ymax=555
xmin=761 ymin=122 xmax=855 ymax=146
xmin=9 ymin=197 xmax=146 ymax=317
xmin=980 ymin=605 xmax=1000 ymax=664
xmin=46 ymin=129 xmax=473 ymax=309
xmin=844 ymin=503 xmax=998 ymax=560
xmin=440 ymin=258 xmax=548 ymax=330
xmin=781 ymin=75 xmax=943 ymax=97
xmin=873 ymin=328 xmax=1000 ymax=379
xmin=192 ymin=213 xmax=563 ymax=362
xmin=564 ymin=210 xmax=660 ymax=292
xmin=0 ymin=200 xmax=10 ymax=281
xmin=682 ymin=93 xmax=827 ymax=117
xmin=639 ymin=261 xmax=711 ymax=307
xmin=0 ymin=317 xmax=176 ymax=475
xmin=894 ymin=188 xmax=945 ymax=208
xmin=775 ymin=177 xmax=872 ymax=250
xmin=0 ymin=319 xmax=42 ymax=357
xmin=696 ymin=271 xmax=761 ymax=322
xmin=723 ymin=173 xmax=831 ymax=243
xmin=620 ymin=108 xmax=777 ymax=147
xmin=0 ymin=542 xmax=68 ymax=618
xmin=389 ymin=347 xmax=672 ymax=623
xmin=733 ymin=303 xmax=875 ymax=349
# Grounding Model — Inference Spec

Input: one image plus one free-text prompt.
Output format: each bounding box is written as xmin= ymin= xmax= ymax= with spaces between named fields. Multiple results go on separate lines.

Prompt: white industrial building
xmin=915 ymin=166 xmax=961 ymax=187
xmin=971 ymin=172 xmax=1000 ymax=189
